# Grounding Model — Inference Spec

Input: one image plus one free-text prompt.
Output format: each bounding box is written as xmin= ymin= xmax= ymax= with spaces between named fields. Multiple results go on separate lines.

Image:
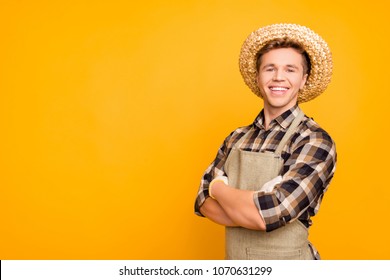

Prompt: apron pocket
xmin=246 ymin=247 xmax=302 ymax=260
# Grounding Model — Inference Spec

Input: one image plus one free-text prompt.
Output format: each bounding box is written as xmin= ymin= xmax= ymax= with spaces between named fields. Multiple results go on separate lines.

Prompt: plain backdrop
xmin=0 ymin=0 xmax=388 ymax=259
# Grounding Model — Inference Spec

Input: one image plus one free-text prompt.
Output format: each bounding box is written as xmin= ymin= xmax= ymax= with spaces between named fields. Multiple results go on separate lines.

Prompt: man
xmin=194 ymin=23 xmax=336 ymax=260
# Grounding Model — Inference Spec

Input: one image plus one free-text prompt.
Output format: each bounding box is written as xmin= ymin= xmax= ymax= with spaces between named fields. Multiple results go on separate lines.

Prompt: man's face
xmin=256 ymin=48 xmax=308 ymax=115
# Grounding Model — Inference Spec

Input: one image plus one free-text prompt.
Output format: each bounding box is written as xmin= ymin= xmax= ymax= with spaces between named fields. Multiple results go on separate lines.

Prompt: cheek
xmin=256 ymin=74 xmax=270 ymax=85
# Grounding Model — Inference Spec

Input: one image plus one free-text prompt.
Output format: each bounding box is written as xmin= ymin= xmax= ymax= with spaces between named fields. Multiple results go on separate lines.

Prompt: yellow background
xmin=0 ymin=0 xmax=388 ymax=259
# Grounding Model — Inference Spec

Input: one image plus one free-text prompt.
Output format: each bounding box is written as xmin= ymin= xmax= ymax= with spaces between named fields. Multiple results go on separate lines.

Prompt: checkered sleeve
xmin=194 ymin=128 xmax=247 ymax=217
xmin=255 ymin=129 xmax=337 ymax=232
xmin=194 ymin=147 xmax=227 ymax=216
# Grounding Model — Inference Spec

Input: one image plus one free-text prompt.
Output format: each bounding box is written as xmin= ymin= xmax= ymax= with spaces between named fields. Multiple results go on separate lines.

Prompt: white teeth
xmin=270 ymin=87 xmax=288 ymax=91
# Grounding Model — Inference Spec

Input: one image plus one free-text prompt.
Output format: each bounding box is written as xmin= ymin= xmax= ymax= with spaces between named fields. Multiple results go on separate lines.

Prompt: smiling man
xmin=256 ymin=43 xmax=309 ymax=128
xmin=194 ymin=24 xmax=337 ymax=260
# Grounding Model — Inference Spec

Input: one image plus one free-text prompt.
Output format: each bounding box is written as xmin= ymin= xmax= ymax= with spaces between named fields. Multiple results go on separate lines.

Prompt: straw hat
xmin=239 ymin=23 xmax=333 ymax=103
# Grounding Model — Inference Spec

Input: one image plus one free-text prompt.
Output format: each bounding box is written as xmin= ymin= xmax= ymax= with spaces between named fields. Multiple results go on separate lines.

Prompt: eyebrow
xmin=261 ymin=63 xmax=300 ymax=70
xmin=286 ymin=64 xmax=300 ymax=69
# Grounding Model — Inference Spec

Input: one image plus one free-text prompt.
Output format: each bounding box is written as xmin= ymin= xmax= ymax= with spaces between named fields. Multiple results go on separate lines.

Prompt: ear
xmin=255 ymin=72 xmax=261 ymax=84
xmin=300 ymin=73 xmax=308 ymax=90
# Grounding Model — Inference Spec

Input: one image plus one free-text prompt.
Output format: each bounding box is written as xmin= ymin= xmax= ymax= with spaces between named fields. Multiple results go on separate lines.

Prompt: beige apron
xmin=224 ymin=111 xmax=314 ymax=260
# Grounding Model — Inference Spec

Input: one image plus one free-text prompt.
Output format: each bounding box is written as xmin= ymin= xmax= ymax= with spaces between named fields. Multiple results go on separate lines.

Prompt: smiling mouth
xmin=269 ymin=86 xmax=289 ymax=93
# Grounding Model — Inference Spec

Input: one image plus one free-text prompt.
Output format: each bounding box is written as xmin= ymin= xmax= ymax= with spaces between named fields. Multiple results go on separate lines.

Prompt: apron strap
xmin=274 ymin=110 xmax=305 ymax=155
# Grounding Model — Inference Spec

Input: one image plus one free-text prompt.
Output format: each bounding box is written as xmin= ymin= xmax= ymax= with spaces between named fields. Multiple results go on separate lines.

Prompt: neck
xmin=263 ymin=110 xmax=277 ymax=130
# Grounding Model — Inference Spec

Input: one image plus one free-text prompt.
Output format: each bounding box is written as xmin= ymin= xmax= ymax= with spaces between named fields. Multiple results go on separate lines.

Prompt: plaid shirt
xmin=194 ymin=105 xmax=336 ymax=235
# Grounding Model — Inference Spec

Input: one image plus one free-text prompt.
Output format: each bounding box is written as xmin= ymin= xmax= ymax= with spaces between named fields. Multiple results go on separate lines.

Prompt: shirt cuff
xmin=194 ymin=188 xmax=210 ymax=217
xmin=253 ymin=192 xmax=285 ymax=232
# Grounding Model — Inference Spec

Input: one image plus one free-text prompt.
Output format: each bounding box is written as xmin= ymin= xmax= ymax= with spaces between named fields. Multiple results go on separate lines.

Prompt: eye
xmin=286 ymin=68 xmax=296 ymax=73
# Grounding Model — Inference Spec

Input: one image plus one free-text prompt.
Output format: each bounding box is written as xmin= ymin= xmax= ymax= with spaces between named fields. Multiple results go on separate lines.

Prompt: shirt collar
xmin=253 ymin=104 xmax=302 ymax=130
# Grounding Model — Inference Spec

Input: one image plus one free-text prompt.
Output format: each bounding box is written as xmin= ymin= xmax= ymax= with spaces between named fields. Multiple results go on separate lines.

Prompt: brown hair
xmin=255 ymin=38 xmax=311 ymax=76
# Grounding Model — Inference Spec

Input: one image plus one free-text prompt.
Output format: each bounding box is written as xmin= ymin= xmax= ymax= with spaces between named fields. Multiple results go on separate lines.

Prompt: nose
xmin=272 ymin=69 xmax=285 ymax=81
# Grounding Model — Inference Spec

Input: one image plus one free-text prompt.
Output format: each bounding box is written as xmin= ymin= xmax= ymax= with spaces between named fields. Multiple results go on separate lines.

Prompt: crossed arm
xmin=197 ymin=122 xmax=337 ymax=232
xmin=199 ymin=181 xmax=266 ymax=231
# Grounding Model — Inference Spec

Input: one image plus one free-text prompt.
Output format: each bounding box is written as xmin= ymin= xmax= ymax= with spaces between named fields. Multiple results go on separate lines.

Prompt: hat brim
xmin=239 ymin=23 xmax=333 ymax=103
